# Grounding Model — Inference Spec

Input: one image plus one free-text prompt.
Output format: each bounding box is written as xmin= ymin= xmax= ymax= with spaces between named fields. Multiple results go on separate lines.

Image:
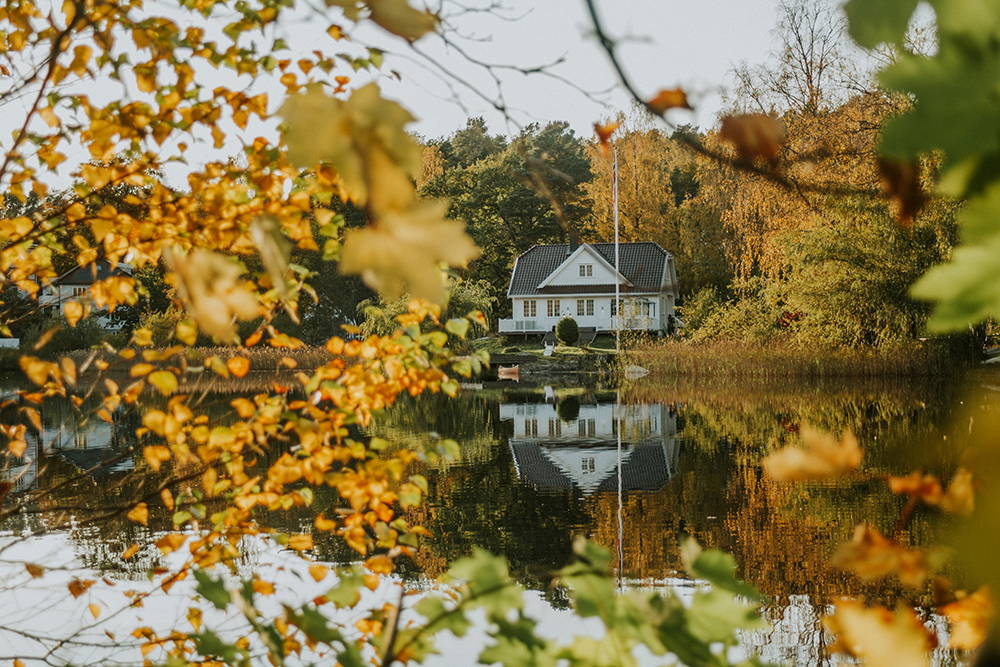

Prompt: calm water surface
xmin=1 ymin=372 xmax=995 ymax=665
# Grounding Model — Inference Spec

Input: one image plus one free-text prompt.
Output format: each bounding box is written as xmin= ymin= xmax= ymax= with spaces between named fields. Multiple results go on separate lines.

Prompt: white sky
xmin=1 ymin=0 xmax=787 ymax=189
xmin=370 ymin=0 xmax=783 ymax=139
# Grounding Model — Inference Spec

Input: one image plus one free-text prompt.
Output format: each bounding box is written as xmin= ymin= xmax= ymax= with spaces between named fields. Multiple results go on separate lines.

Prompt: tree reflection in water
xmin=0 ymin=374 xmax=986 ymax=663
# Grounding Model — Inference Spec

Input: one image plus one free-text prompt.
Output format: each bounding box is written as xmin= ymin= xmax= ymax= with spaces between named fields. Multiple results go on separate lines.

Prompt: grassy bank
xmin=62 ymin=345 xmax=334 ymax=374
xmin=625 ymin=339 xmax=973 ymax=379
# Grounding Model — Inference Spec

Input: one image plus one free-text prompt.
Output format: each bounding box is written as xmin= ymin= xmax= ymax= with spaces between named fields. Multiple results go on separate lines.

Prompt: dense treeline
xmin=9 ymin=1 xmax=968 ymax=354
xmin=413 ymin=2 xmax=967 ymax=351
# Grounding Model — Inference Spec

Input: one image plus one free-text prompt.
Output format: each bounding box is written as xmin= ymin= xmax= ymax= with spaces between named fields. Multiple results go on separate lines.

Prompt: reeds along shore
xmin=623 ymin=339 xmax=973 ymax=380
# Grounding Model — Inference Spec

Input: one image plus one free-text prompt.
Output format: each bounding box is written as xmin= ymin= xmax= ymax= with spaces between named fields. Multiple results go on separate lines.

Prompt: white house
xmin=498 ymin=242 xmax=680 ymax=335
xmin=500 ymin=400 xmax=679 ymax=494
xmin=37 ymin=260 xmax=132 ymax=329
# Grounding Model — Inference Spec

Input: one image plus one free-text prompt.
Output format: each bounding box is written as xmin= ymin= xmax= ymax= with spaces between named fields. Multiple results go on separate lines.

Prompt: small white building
xmin=37 ymin=260 xmax=132 ymax=329
xmin=498 ymin=242 xmax=680 ymax=335
xmin=500 ymin=401 xmax=679 ymax=494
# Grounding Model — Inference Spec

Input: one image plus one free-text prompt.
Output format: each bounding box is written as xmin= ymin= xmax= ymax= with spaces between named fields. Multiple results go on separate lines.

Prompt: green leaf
xmin=445 ymin=317 xmax=470 ymax=339
xmin=194 ymin=629 xmax=241 ymax=663
xmin=325 ymin=566 xmax=364 ymax=608
xmin=687 ymin=589 xmax=767 ymax=643
xmin=844 ymin=0 xmax=919 ymax=48
xmin=911 ymin=232 xmax=1000 ymax=331
xmin=194 ymin=570 xmax=230 ymax=610
xmin=447 ymin=548 xmax=523 ymax=616
xmin=682 ymin=539 xmax=761 ymax=601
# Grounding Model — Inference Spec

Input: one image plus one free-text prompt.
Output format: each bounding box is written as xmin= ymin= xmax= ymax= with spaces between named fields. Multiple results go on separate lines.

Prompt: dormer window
xmin=579 ymin=264 xmax=592 ymax=277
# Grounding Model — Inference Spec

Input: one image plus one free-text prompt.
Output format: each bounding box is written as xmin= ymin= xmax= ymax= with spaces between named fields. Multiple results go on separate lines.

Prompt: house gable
xmin=536 ymin=244 xmax=632 ymax=290
xmin=508 ymin=242 xmax=670 ymax=297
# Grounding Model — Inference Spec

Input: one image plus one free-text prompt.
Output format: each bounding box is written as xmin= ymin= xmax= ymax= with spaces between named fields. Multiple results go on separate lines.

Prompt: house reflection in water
xmin=0 ymin=399 xmax=136 ymax=493
xmin=501 ymin=401 xmax=679 ymax=494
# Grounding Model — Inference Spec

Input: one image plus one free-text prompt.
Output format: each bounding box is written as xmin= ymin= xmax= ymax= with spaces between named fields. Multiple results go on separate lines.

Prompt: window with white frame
xmin=523 ymin=300 xmax=537 ymax=317
xmin=576 ymin=299 xmax=594 ymax=316
xmin=546 ymin=299 xmax=560 ymax=317
xmin=71 ymin=287 xmax=86 ymax=297
xmin=579 ymin=264 xmax=593 ymax=277
xmin=581 ymin=457 xmax=596 ymax=473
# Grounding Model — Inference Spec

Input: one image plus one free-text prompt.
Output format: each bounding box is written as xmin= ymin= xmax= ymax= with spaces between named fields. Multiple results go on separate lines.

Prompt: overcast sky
xmin=369 ymin=0 xmax=784 ymax=139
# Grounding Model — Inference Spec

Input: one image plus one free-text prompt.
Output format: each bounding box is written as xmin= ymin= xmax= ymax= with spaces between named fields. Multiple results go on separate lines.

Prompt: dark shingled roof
xmin=54 ymin=260 xmax=131 ymax=286
xmin=508 ymin=243 xmax=668 ymax=296
xmin=509 ymin=439 xmax=675 ymax=493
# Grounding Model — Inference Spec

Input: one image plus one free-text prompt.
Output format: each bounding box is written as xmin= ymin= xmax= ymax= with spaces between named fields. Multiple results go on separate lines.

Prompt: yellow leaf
xmin=340 ymin=200 xmax=479 ymax=304
xmin=127 ymin=502 xmax=149 ymax=526
xmin=252 ymin=579 xmax=275 ymax=595
xmin=309 ymin=564 xmax=329 ymax=582
xmin=941 ymin=587 xmax=993 ymax=650
xmin=230 ymin=398 xmax=255 ymax=418
xmin=823 ymin=600 xmax=934 ymax=667
xmin=160 ymin=488 xmax=174 ymax=511
xmin=7 ymin=439 xmax=26 ymax=457
xmin=365 ymin=554 xmax=394 ymax=575
xmin=121 ymin=543 xmax=140 ymax=560
xmin=226 ymin=356 xmax=250 ymax=378
xmin=366 ymin=0 xmax=437 ymax=40
xmin=19 ymin=356 xmax=55 ymax=386
xmin=762 ymin=425 xmax=861 ymax=482
xmin=64 ymin=300 xmax=84 ymax=327
xmin=175 ymin=319 xmax=198 ymax=345
xmin=940 ymin=468 xmax=975 ymax=515
xmin=130 ymin=363 xmax=155 ymax=378
xmin=88 ymin=602 xmax=101 ymax=619
xmin=187 ymin=607 xmax=202 ymax=631
xmin=147 ymin=371 xmax=178 ymax=396
xmin=132 ymin=328 xmax=154 ymax=347
xmin=164 ymin=248 xmax=259 ymax=342
xmin=143 ymin=445 xmax=171 ymax=471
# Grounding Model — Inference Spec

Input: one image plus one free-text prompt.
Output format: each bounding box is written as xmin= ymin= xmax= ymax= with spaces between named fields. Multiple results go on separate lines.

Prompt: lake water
xmin=0 ymin=371 xmax=994 ymax=664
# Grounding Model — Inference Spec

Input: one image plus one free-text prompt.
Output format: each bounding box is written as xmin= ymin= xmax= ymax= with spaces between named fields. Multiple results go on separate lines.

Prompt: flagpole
xmin=613 ymin=145 xmax=620 ymax=354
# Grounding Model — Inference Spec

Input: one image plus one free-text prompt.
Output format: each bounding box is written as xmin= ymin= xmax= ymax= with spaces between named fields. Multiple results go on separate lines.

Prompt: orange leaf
xmin=68 ymin=578 xmax=95 ymax=598
xmin=878 ymin=158 xmax=925 ymax=227
xmin=824 ymin=599 xmax=936 ymax=666
xmin=888 ymin=471 xmax=942 ymax=505
xmin=762 ymin=425 xmax=861 ymax=482
xmin=830 ymin=524 xmax=929 ymax=588
xmin=647 ymin=87 xmax=692 ymax=113
xmin=155 ymin=533 xmax=186 ymax=554
xmin=227 ymin=356 xmax=250 ymax=378
xmin=309 ymin=564 xmax=329 ymax=582
xmin=941 ymin=587 xmax=993 ymax=650
xmin=127 ymin=502 xmax=149 ymax=526
xmin=121 ymin=543 xmax=140 ymax=560
xmin=719 ymin=113 xmax=785 ymax=164
xmin=287 ymin=533 xmax=313 ymax=551
xmin=25 ymin=563 xmax=44 ymax=578
xmin=593 ymin=121 xmax=619 ymax=155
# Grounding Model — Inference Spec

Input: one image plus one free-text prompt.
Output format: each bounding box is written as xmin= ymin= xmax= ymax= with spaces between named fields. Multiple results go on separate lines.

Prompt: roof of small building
xmin=508 ymin=242 xmax=669 ymax=296
xmin=54 ymin=260 xmax=132 ymax=286
xmin=509 ymin=439 xmax=674 ymax=493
